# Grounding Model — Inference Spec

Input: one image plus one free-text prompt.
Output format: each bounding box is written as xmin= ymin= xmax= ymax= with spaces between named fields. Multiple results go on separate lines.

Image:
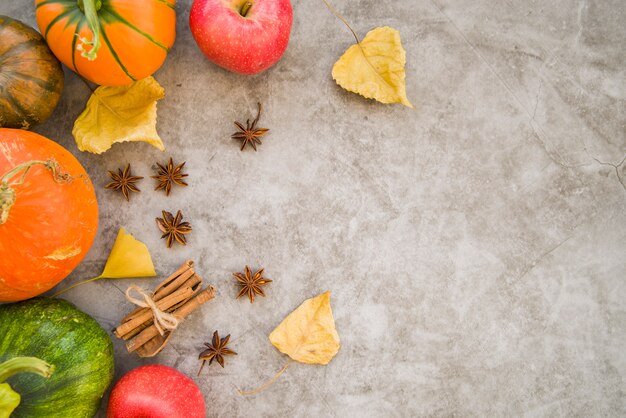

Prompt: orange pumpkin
xmin=0 ymin=129 xmax=98 ymax=302
xmin=35 ymin=0 xmax=176 ymax=86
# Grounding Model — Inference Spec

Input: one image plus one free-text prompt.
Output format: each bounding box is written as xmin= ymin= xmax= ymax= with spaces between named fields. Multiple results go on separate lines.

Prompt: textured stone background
xmin=3 ymin=0 xmax=626 ymax=416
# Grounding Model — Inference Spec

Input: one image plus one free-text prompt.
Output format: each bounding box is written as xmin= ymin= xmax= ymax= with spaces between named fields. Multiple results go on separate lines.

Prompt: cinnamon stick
xmin=114 ymin=285 xmax=197 ymax=339
xmin=117 ymin=273 xmax=201 ymax=328
xmin=126 ymin=286 xmax=215 ymax=354
xmin=154 ymin=264 xmax=196 ymax=300
xmin=122 ymin=261 xmax=196 ymax=320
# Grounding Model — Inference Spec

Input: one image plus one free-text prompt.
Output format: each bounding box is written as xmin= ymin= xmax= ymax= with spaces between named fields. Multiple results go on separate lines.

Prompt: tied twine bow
xmin=125 ymin=285 xmax=179 ymax=335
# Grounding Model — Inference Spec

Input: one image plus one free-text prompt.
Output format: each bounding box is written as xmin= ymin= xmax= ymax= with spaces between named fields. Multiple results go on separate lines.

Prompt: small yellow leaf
xmin=332 ymin=26 xmax=413 ymax=108
xmin=100 ymin=228 xmax=156 ymax=279
xmin=269 ymin=291 xmax=340 ymax=365
xmin=72 ymin=76 xmax=166 ymax=154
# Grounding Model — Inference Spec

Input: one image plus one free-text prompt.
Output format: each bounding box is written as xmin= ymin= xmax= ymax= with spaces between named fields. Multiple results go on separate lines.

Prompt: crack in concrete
xmin=592 ymin=154 xmax=626 ymax=191
xmin=428 ymin=0 xmax=626 ymax=190
xmin=427 ymin=0 xmax=579 ymax=170
xmin=516 ymin=234 xmax=575 ymax=282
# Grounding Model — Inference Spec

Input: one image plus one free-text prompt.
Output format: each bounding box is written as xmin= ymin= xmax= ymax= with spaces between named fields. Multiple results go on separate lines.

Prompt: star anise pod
xmin=104 ymin=164 xmax=143 ymax=201
xmin=156 ymin=210 xmax=192 ymax=248
xmin=198 ymin=330 xmax=237 ymax=374
xmin=233 ymin=266 xmax=272 ymax=303
xmin=231 ymin=102 xmax=269 ymax=151
xmin=151 ymin=157 xmax=188 ymax=196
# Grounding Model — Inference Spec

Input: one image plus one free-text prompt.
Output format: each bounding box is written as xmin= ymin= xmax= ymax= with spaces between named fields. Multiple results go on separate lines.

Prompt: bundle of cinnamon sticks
xmin=114 ymin=260 xmax=215 ymax=357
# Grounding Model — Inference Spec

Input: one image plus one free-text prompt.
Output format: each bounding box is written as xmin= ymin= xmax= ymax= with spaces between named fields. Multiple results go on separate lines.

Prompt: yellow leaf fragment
xmin=269 ymin=291 xmax=340 ymax=365
xmin=332 ymin=26 xmax=413 ymax=108
xmin=72 ymin=76 xmax=166 ymax=154
xmin=101 ymin=228 xmax=156 ymax=279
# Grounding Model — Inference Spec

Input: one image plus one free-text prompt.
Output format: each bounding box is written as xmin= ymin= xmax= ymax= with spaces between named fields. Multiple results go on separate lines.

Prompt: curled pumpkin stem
xmin=1 ymin=159 xmax=71 ymax=186
xmin=0 ymin=357 xmax=54 ymax=383
xmin=77 ymin=0 xmax=102 ymax=61
xmin=0 ymin=357 xmax=54 ymax=416
xmin=0 ymin=159 xmax=71 ymax=225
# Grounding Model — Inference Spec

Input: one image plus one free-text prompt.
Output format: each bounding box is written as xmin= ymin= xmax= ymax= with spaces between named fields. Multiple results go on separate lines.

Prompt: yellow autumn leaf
xmin=100 ymin=228 xmax=156 ymax=278
xmin=269 ymin=291 xmax=340 ymax=365
xmin=72 ymin=76 xmax=166 ymax=154
xmin=52 ymin=228 xmax=156 ymax=297
xmin=332 ymin=26 xmax=413 ymax=108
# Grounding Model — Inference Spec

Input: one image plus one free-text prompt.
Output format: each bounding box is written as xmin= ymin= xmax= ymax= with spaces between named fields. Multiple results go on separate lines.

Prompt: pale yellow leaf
xmin=100 ymin=228 xmax=156 ymax=279
xmin=332 ymin=26 xmax=413 ymax=108
xmin=269 ymin=291 xmax=340 ymax=365
xmin=72 ymin=76 xmax=166 ymax=154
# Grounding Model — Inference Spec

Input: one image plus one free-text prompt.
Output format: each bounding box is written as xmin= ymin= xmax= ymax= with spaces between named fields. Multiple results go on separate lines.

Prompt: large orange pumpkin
xmin=35 ymin=0 xmax=176 ymax=86
xmin=0 ymin=129 xmax=98 ymax=302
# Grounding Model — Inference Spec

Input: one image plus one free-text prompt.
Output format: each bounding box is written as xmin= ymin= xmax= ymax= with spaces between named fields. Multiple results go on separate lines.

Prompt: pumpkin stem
xmin=0 ymin=159 xmax=72 ymax=225
xmin=77 ymin=0 xmax=102 ymax=61
xmin=0 ymin=357 xmax=54 ymax=383
xmin=0 ymin=186 xmax=15 ymax=225
xmin=0 ymin=358 xmax=54 ymax=416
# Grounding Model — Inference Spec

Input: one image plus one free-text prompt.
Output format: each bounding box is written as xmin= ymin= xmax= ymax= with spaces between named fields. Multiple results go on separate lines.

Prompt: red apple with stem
xmin=106 ymin=364 xmax=205 ymax=418
xmin=189 ymin=0 xmax=293 ymax=75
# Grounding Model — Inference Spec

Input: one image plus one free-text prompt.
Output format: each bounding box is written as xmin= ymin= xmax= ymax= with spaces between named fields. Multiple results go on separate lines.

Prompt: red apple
xmin=106 ymin=364 xmax=205 ymax=418
xmin=189 ymin=0 xmax=293 ymax=75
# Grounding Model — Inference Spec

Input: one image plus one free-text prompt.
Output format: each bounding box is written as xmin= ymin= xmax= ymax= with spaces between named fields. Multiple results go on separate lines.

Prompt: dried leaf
xmin=100 ymin=228 xmax=157 ymax=279
xmin=332 ymin=26 xmax=413 ymax=108
xmin=269 ymin=291 xmax=340 ymax=365
xmin=51 ymin=228 xmax=156 ymax=297
xmin=72 ymin=77 xmax=166 ymax=154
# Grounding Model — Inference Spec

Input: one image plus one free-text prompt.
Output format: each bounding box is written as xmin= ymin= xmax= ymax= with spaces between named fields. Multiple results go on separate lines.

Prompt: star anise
xmin=233 ymin=266 xmax=272 ymax=303
xmin=104 ymin=164 xmax=143 ymax=201
xmin=198 ymin=330 xmax=237 ymax=374
xmin=151 ymin=157 xmax=188 ymax=196
xmin=156 ymin=210 xmax=192 ymax=248
xmin=231 ymin=102 xmax=269 ymax=151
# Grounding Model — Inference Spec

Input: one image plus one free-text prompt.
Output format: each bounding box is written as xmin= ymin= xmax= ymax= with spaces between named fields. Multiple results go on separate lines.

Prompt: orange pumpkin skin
xmin=35 ymin=0 xmax=176 ymax=86
xmin=0 ymin=129 xmax=98 ymax=302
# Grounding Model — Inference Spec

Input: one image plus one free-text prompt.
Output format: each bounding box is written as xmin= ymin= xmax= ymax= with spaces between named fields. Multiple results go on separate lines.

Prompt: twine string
xmin=125 ymin=285 xmax=179 ymax=335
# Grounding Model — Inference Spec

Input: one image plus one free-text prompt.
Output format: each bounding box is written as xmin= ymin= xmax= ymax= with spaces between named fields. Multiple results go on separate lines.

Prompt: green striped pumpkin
xmin=35 ymin=0 xmax=176 ymax=86
xmin=0 ymin=298 xmax=114 ymax=417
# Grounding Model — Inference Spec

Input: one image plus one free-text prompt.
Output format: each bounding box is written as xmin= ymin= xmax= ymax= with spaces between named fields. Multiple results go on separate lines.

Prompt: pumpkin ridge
xmin=98 ymin=22 xmax=135 ymax=81
xmin=35 ymin=0 xmax=78 ymax=9
xmin=4 ymin=71 xmax=59 ymax=92
xmin=3 ymin=93 xmax=29 ymax=120
xmin=100 ymin=7 xmax=169 ymax=52
xmin=0 ymin=39 xmax=44 ymax=62
xmin=155 ymin=0 xmax=176 ymax=10
xmin=43 ymin=8 xmax=80 ymax=41
xmin=35 ymin=0 xmax=76 ymax=10
xmin=71 ymin=21 xmax=83 ymax=72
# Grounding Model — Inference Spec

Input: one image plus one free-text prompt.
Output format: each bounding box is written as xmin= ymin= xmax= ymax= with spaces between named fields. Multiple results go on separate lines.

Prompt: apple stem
xmin=239 ymin=1 xmax=253 ymax=17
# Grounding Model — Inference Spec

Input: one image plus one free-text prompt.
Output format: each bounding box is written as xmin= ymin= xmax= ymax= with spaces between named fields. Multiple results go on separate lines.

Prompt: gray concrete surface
xmin=2 ymin=0 xmax=625 ymax=416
